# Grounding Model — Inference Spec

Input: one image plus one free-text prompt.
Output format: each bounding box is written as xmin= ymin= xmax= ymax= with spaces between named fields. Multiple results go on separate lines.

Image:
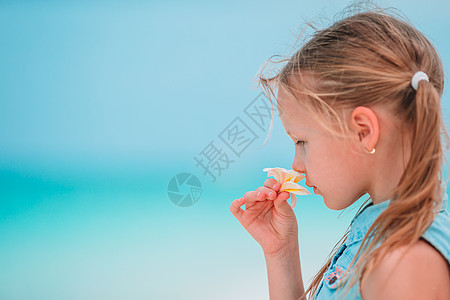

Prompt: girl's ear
xmin=349 ymin=106 xmax=379 ymax=152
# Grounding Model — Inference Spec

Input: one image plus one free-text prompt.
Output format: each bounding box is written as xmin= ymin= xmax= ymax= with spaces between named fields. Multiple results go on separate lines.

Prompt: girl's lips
xmin=314 ymin=186 xmax=319 ymax=194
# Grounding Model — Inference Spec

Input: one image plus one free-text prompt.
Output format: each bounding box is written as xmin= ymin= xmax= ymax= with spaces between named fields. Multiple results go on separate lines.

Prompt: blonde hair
xmin=256 ymin=1 xmax=449 ymax=299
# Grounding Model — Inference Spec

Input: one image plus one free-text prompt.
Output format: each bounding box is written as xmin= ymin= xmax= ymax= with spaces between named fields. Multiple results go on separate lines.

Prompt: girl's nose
xmin=293 ymin=148 xmax=306 ymax=174
xmin=293 ymin=166 xmax=305 ymax=174
xmin=292 ymin=160 xmax=305 ymax=174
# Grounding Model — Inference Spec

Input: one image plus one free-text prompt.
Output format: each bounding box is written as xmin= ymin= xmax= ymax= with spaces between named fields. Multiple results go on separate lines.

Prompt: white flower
xmin=263 ymin=167 xmax=311 ymax=208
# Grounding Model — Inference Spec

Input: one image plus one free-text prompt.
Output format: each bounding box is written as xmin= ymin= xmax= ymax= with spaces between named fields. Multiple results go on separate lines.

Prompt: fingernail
xmin=257 ymin=192 xmax=261 ymax=197
xmin=269 ymin=191 xmax=275 ymax=198
xmin=273 ymin=183 xmax=280 ymax=189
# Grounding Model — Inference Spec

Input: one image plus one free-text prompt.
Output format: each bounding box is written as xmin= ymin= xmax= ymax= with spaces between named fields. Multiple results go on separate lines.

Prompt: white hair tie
xmin=411 ymin=71 xmax=429 ymax=91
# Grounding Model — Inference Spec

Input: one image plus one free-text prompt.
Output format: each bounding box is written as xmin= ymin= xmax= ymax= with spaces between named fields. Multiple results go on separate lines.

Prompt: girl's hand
xmin=230 ymin=178 xmax=299 ymax=256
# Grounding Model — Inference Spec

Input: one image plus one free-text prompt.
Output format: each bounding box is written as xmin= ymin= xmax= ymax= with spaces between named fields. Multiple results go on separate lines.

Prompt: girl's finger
xmin=264 ymin=178 xmax=281 ymax=192
xmin=230 ymin=198 xmax=245 ymax=219
xmin=256 ymin=186 xmax=278 ymax=200
xmin=272 ymin=192 xmax=293 ymax=215
xmin=244 ymin=190 xmax=268 ymax=202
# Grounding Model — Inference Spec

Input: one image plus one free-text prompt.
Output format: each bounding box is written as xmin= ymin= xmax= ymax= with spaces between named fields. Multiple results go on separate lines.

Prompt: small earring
xmin=365 ymin=148 xmax=376 ymax=154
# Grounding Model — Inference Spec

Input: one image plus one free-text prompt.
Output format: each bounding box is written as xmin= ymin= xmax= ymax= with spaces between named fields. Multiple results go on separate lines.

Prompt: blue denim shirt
xmin=314 ymin=190 xmax=449 ymax=299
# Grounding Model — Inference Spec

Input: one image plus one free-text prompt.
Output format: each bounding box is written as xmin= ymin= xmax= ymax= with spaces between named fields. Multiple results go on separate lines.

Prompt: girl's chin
xmin=322 ymin=196 xmax=345 ymax=211
xmin=324 ymin=199 xmax=353 ymax=211
xmin=324 ymin=202 xmax=342 ymax=211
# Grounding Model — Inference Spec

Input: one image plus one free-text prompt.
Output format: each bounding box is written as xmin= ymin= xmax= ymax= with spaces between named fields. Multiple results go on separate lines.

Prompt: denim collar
xmin=441 ymin=188 xmax=448 ymax=211
xmin=345 ymin=199 xmax=391 ymax=246
xmin=345 ymin=187 xmax=448 ymax=247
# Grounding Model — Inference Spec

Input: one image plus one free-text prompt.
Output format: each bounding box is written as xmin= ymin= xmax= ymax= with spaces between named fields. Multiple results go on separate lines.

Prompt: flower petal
xmin=281 ymin=181 xmax=311 ymax=195
xmin=279 ymin=172 xmax=291 ymax=183
xmin=284 ymin=188 xmax=311 ymax=196
xmin=285 ymin=170 xmax=305 ymax=183
xmin=263 ymin=167 xmax=288 ymax=183
xmin=264 ymin=167 xmax=310 ymax=200
xmin=263 ymin=167 xmax=305 ymax=184
xmin=290 ymin=193 xmax=297 ymax=209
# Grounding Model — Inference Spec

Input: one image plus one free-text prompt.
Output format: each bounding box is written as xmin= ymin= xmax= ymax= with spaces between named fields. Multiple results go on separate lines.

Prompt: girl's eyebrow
xmin=287 ymin=130 xmax=311 ymax=140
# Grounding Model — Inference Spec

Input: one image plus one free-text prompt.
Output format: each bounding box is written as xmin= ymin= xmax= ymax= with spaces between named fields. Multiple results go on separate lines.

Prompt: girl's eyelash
xmin=296 ymin=140 xmax=305 ymax=147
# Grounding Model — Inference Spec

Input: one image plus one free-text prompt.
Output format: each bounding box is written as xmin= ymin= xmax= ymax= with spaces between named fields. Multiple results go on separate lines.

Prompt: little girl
xmin=230 ymin=6 xmax=450 ymax=300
